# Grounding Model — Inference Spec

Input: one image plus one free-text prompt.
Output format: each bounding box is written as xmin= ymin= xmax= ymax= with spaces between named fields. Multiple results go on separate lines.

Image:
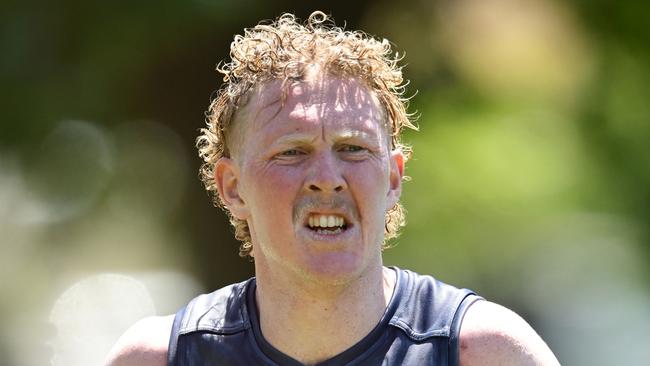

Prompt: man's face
xmin=219 ymin=73 xmax=403 ymax=284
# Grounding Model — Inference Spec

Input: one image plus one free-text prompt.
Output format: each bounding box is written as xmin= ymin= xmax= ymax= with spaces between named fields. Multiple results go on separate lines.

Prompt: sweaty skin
xmin=105 ymin=73 xmax=560 ymax=366
xmin=215 ymin=73 xmax=403 ymax=363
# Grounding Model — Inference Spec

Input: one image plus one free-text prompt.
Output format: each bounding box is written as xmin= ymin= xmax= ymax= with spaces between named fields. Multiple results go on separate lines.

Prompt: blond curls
xmin=197 ymin=11 xmax=417 ymax=257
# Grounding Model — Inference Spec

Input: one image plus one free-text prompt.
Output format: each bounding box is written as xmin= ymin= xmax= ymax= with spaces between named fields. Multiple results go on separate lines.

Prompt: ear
xmin=214 ymin=158 xmax=250 ymax=220
xmin=386 ymin=149 xmax=404 ymax=210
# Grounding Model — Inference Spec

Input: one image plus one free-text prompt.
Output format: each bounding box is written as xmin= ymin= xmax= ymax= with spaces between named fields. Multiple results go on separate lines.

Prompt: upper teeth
xmin=308 ymin=214 xmax=345 ymax=228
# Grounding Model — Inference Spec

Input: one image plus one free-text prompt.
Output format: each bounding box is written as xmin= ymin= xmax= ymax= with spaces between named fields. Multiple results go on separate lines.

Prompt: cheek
xmin=245 ymin=165 xmax=302 ymax=215
xmin=348 ymin=163 xmax=390 ymax=212
xmin=353 ymin=159 xmax=390 ymax=190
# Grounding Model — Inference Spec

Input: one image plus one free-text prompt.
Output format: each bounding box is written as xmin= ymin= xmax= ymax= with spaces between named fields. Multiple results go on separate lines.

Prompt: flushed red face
xmin=216 ymin=73 xmax=403 ymax=285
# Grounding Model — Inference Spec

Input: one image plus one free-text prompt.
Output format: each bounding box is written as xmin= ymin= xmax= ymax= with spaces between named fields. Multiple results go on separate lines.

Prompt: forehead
xmin=238 ymin=74 xmax=387 ymax=142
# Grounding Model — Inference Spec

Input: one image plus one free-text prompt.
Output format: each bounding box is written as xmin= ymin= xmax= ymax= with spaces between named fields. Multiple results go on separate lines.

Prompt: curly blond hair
xmin=197 ymin=11 xmax=417 ymax=258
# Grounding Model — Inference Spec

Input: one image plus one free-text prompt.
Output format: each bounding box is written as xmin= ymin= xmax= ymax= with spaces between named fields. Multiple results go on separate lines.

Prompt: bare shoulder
xmin=104 ymin=314 xmax=175 ymax=366
xmin=459 ymin=300 xmax=560 ymax=366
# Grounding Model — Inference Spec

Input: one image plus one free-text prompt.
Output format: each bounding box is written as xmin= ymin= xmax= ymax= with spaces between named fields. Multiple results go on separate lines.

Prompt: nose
xmin=305 ymin=151 xmax=347 ymax=193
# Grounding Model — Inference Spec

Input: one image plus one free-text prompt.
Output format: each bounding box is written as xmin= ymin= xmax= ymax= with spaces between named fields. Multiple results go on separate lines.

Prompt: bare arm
xmin=459 ymin=300 xmax=560 ymax=366
xmin=104 ymin=315 xmax=175 ymax=366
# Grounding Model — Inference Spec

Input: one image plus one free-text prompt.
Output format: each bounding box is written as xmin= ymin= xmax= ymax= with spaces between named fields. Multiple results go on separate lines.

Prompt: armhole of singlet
xmin=167 ymin=306 xmax=187 ymax=366
xmin=447 ymin=294 xmax=483 ymax=366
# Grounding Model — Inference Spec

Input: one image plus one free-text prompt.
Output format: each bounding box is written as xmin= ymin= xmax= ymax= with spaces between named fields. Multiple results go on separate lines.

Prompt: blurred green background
xmin=1 ymin=0 xmax=649 ymax=365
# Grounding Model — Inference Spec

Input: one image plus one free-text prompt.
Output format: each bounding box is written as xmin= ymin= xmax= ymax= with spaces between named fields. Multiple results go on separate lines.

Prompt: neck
xmin=254 ymin=264 xmax=396 ymax=365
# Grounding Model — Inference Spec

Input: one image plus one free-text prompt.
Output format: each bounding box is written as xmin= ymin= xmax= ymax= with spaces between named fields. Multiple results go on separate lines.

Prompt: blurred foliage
xmin=1 ymin=0 xmax=649 ymax=365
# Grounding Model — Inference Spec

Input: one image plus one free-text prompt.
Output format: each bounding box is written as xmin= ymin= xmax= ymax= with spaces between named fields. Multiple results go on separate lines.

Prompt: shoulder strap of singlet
xmin=166 ymin=306 xmax=186 ymax=366
xmin=447 ymin=294 xmax=483 ymax=366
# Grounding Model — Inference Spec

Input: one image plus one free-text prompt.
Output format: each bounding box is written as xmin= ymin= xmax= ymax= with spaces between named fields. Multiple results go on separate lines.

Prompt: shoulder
xmin=104 ymin=314 xmax=175 ymax=366
xmin=459 ymin=300 xmax=560 ymax=366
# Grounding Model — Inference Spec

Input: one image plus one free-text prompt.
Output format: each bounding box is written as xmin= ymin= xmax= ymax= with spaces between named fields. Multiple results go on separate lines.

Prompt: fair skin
xmin=105 ymin=72 xmax=560 ymax=366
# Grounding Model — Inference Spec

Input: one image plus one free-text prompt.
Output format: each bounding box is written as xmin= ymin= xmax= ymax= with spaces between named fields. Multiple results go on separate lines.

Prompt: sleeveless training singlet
xmin=167 ymin=267 xmax=482 ymax=366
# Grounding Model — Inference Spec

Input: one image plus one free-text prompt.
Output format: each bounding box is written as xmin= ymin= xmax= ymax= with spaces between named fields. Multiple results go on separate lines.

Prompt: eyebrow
xmin=272 ymin=133 xmax=318 ymax=146
xmin=270 ymin=129 xmax=377 ymax=146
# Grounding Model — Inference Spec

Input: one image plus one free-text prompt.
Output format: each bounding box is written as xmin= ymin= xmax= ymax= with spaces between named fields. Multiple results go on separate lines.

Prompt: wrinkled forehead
xmin=227 ymin=73 xmax=390 ymax=157
xmin=254 ymin=74 xmax=385 ymax=118
xmin=257 ymin=75 xmax=389 ymax=135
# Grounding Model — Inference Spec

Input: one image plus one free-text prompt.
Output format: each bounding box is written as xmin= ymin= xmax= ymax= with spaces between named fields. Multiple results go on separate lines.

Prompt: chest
xmin=174 ymin=329 xmax=451 ymax=366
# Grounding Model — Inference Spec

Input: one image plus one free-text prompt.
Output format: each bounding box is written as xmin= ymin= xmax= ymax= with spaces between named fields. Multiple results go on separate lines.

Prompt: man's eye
xmin=279 ymin=149 xmax=303 ymax=156
xmin=340 ymin=145 xmax=366 ymax=153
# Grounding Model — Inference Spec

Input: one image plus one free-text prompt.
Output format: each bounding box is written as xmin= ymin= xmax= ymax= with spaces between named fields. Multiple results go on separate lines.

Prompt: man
xmin=106 ymin=11 xmax=560 ymax=366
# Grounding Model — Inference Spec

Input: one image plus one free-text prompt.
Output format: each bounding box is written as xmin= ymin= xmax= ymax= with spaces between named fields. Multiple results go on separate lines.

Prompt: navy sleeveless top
xmin=167 ymin=267 xmax=482 ymax=366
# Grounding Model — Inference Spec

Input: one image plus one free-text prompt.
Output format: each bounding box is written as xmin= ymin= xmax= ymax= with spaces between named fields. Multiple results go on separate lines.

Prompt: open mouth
xmin=306 ymin=213 xmax=349 ymax=235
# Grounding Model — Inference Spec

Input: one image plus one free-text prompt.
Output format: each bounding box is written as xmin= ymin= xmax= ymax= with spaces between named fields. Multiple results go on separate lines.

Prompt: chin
xmin=299 ymin=251 xmax=375 ymax=285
